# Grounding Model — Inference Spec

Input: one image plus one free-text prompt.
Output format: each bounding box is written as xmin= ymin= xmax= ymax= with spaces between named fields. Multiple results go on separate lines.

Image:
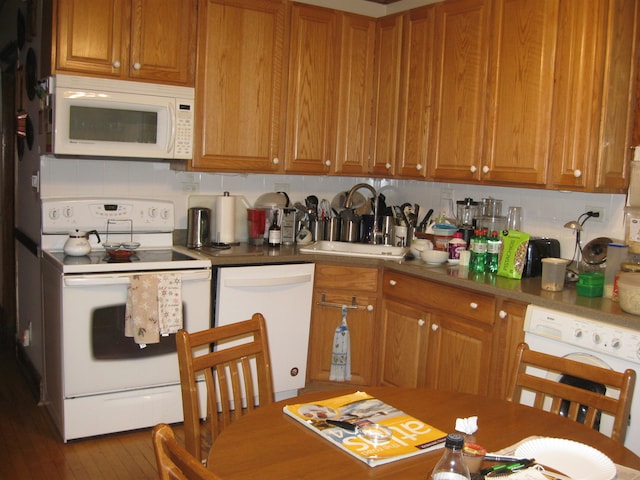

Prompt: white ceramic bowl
xmin=421 ymin=249 xmax=448 ymax=265
xmin=410 ymin=238 xmax=433 ymax=258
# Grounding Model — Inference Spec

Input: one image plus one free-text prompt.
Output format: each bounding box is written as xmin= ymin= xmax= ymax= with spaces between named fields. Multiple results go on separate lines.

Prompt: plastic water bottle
xmin=487 ymin=231 xmax=501 ymax=273
xmin=430 ymin=433 xmax=470 ymax=480
xmin=472 ymin=229 xmax=487 ymax=273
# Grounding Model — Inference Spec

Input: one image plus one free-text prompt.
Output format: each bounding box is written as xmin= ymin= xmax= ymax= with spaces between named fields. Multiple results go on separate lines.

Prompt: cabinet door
xmin=490 ymin=298 xmax=527 ymax=398
xmin=285 ymin=5 xmax=338 ymax=174
xmin=129 ymin=0 xmax=197 ymax=85
xmin=333 ymin=13 xmax=376 ymax=176
xmin=426 ymin=312 xmax=492 ymax=395
xmin=482 ymin=0 xmax=557 ymax=186
xmin=590 ymin=0 xmax=638 ymax=192
xmin=54 ymin=0 xmax=129 ymax=77
xmin=369 ymin=14 xmax=403 ymax=177
xmin=308 ymin=290 xmax=377 ymax=385
xmin=379 ymin=299 xmax=428 ymax=388
xmin=428 ymin=0 xmax=491 ymax=182
xmin=192 ymin=0 xmax=287 ymax=172
xmin=395 ymin=5 xmax=436 ymax=179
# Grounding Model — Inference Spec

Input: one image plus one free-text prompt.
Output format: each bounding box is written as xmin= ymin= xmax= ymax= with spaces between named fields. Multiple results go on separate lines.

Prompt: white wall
xmin=40 ymin=156 xmax=627 ymax=258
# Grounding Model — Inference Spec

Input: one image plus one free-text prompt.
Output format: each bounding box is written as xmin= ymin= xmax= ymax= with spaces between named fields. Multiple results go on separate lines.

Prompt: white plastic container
xmin=617 ymin=271 xmax=640 ymax=315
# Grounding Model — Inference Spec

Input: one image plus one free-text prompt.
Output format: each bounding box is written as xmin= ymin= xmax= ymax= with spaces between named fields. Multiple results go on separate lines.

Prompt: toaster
xmin=522 ymin=237 xmax=561 ymax=277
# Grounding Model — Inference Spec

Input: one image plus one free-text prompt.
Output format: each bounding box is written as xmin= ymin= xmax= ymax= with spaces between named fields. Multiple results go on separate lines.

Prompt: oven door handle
xmin=64 ymin=270 xmax=211 ymax=286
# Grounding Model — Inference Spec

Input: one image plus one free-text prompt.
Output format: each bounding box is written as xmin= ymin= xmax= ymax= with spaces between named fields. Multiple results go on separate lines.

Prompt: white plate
xmin=514 ymin=437 xmax=616 ymax=480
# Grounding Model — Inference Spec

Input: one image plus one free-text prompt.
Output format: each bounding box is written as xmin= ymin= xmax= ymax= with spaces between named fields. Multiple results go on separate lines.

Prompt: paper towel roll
xmin=215 ymin=193 xmax=236 ymax=244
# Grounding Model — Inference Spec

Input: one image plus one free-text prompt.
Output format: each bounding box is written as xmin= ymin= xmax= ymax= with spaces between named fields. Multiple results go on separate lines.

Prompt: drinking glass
xmin=506 ymin=206 xmax=523 ymax=231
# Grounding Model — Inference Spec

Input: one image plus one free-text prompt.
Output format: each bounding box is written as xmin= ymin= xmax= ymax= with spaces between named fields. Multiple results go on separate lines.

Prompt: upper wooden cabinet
xmin=428 ymin=0 xmax=492 ymax=183
xmin=285 ymin=5 xmax=375 ymax=175
xmin=549 ymin=0 xmax=639 ymax=193
xmin=369 ymin=13 xmax=404 ymax=177
xmin=333 ymin=14 xmax=376 ymax=176
xmin=51 ymin=0 xmax=197 ymax=86
xmin=482 ymin=0 xmax=557 ymax=186
xmin=191 ymin=0 xmax=288 ymax=173
xmin=394 ymin=5 xmax=436 ymax=179
xmin=429 ymin=0 xmax=555 ymax=186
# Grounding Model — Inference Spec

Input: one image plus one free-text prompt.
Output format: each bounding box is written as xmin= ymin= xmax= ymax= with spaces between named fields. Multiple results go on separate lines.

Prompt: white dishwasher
xmin=215 ymin=263 xmax=315 ymax=401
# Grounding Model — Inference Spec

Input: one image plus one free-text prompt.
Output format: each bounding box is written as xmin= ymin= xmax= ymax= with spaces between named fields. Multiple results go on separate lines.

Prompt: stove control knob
xmin=611 ymin=338 xmax=621 ymax=350
xmin=48 ymin=208 xmax=60 ymax=220
xmin=148 ymin=207 xmax=157 ymax=218
xmin=160 ymin=208 xmax=170 ymax=220
xmin=573 ymin=328 xmax=583 ymax=339
xmin=63 ymin=206 xmax=74 ymax=218
xmin=592 ymin=332 xmax=601 ymax=345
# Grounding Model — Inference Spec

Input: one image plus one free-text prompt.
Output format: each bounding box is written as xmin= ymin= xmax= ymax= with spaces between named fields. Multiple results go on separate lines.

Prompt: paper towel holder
xmin=212 ymin=191 xmax=241 ymax=246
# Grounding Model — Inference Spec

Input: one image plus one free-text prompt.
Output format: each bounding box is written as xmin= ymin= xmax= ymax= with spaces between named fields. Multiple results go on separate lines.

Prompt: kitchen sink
xmin=298 ymin=241 xmax=408 ymax=260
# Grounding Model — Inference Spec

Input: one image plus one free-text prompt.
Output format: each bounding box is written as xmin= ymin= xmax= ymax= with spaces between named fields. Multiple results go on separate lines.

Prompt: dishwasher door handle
xmin=224 ymin=273 xmax=313 ymax=288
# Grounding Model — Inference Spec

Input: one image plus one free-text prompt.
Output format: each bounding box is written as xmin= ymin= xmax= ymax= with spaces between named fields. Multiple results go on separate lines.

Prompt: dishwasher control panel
xmin=525 ymin=305 xmax=640 ymax=364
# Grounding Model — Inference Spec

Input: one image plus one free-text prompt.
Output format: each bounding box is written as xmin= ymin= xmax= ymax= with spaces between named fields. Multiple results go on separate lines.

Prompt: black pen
xmin=326 ymin=419 xmax=358 ymax=432
xmin=480 ymin=458 xmax=535 ymax=476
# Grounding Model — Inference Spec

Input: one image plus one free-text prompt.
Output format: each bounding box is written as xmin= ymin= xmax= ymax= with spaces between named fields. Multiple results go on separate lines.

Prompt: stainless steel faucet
xmin=345 ymin=183 xmax=379 ymax=244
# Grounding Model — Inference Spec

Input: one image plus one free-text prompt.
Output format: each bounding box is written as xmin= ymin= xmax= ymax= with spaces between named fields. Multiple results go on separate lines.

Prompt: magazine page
xmin=283 ymin=391 xmax=447 ymax=467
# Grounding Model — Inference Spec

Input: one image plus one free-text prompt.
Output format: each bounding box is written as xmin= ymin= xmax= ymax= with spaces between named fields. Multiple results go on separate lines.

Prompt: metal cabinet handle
xmin=469 ymin=302 xmax=478 ymax=309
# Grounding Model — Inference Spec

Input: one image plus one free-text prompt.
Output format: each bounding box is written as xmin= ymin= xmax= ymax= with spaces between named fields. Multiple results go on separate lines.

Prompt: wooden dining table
xmin=207 ymin=387 xmax=640 ymax=479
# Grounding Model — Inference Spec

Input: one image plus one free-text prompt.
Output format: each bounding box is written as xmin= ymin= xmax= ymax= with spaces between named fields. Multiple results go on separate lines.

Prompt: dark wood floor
xmin=0 ymin=343 xmax=343 ymax=479
xmin=0 ymin=345 xmax=166 ymax=480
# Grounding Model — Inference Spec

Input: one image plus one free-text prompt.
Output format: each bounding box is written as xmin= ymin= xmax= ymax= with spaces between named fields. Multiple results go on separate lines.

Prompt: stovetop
xmin=43 ymin=248 xmax=211 ymax=274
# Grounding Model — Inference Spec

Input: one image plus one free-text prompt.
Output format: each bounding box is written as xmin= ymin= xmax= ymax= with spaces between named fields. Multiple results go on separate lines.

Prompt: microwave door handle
xmin=167 ymin=102 xmax=176 ymax=154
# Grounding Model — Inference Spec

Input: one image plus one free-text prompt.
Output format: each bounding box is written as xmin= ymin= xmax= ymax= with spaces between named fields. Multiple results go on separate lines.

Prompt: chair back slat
xmin=507 ymin=342 xmax=636 ymax=444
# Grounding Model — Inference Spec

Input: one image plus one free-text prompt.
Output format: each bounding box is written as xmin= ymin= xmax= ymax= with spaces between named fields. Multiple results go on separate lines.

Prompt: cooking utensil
xmin=419 ymin=208 xmax=434 ymax=230
xmin=393 ymin=206 xmax=407 ymax=226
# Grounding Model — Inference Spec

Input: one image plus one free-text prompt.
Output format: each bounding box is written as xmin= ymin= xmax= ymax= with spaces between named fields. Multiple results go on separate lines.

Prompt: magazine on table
xmin=283 ymin=391 xmax=447 ymax=467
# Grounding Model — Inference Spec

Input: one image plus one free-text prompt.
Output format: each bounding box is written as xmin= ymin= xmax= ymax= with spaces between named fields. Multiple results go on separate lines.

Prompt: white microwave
xmin=41 ymin=74 xmax=194 ymax=160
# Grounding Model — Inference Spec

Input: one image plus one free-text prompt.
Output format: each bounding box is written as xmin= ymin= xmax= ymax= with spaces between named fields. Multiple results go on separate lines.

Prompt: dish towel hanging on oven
xmin=125 ymin=273 xmax=183 ymax=347
xmin=329 ymin=305 xmax=351 ymax=381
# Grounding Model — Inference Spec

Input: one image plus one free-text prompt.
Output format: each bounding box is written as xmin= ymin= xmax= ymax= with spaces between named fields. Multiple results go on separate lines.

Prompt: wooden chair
xmin=152 ymin=423 xmax=223 ymax=480
xmin=176 ymin=313 xmax=274 ymax=463
xmin=507 ymin=342 xmax=636 ymax=443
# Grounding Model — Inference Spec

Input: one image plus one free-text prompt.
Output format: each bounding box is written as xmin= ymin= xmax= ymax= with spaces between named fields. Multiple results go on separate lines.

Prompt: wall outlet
xmin=585 ymin=206 xmax=604 ymax=222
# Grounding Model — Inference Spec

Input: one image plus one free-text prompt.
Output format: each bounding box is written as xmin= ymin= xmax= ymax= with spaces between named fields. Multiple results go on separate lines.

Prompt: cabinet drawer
xmin=383 ymin=271 xmax=495 ymax=325
xmin=314 ymin=264 xmax=379 ymax=292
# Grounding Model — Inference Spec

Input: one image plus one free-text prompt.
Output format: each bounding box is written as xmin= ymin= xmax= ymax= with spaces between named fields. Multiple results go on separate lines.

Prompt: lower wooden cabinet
xmin=307 ymin=264 xmax=379 ymax=386
xmin=378 ymin=299 xmax=429 ymax=388
xmin=381 ymin=271 xmax=495 ymax=394
xmin=307 ymin=265 xmax=528 ymax=395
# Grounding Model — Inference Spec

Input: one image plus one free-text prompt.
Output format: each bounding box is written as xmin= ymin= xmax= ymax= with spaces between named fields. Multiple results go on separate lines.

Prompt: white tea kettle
xmin=63 ymin=229 xmax=101 ymax=256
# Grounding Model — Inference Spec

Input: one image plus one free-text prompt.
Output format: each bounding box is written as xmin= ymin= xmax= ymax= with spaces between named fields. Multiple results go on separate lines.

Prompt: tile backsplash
xmin=40 ymin=156 xmax=626 ymax=258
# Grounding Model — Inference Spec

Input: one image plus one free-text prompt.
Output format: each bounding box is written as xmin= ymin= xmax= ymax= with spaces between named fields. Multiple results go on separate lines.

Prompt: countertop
xmin=174 ymin=241 xmax=640 ymax=331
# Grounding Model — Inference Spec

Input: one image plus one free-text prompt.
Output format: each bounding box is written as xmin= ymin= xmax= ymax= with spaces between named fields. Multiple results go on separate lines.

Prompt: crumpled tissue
xmin=455 ymin=416 xmax=478 ymax=435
